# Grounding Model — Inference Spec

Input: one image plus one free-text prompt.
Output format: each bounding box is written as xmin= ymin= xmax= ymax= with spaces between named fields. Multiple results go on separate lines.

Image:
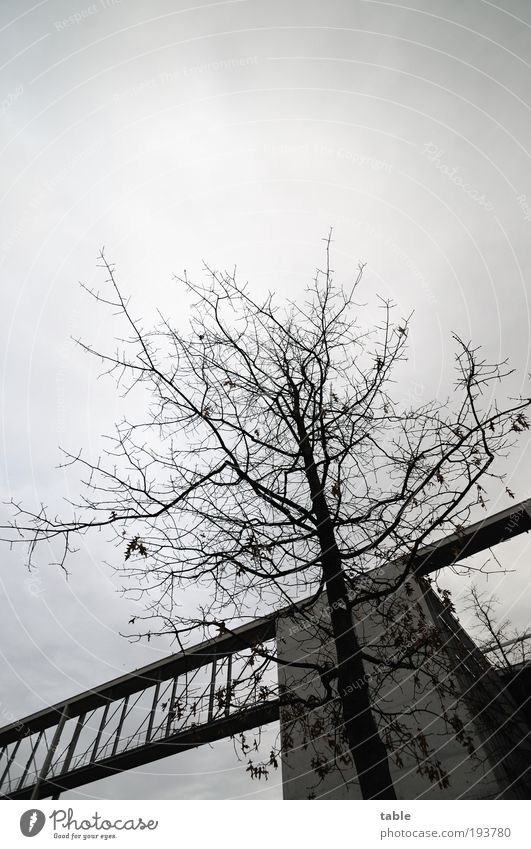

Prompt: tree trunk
xmin=294 ymin=404 xmax=396 ymax=799
xmin=320 ymin=533 xmax=397 ymax=799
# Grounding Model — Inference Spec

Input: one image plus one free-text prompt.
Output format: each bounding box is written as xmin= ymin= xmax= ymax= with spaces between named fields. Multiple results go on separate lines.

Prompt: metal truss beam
xmin=3 ymin=701 xmax=280 ymax=801
xmin=0 ymin=617 xmax=277 ymax=749
xmin=412 ymin=498 xmax=531 ymax=576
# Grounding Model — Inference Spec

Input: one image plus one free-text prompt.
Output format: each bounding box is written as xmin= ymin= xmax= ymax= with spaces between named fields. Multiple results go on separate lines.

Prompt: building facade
xmin=277 ymin=567 xmax=531 ymax=799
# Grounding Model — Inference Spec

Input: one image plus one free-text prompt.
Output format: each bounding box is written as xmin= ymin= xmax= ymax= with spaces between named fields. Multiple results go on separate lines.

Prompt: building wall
xmin=276 ymin=567 xmax=530 ymax=800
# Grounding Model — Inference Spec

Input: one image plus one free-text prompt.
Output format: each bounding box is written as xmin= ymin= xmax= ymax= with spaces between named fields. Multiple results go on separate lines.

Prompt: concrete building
xmin=277 ymin=566 xmax=531 ymax=799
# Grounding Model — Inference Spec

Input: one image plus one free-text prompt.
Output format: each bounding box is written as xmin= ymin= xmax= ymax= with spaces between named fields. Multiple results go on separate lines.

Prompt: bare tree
xmin=3 ymin=234 xmax=530 ymax=799
xmin=465 ymin=584 xmax=531 ymax=671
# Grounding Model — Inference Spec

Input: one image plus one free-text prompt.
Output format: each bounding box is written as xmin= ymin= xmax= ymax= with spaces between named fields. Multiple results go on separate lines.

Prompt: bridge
xmin=1 ymin=499 xmax=531 ymax=800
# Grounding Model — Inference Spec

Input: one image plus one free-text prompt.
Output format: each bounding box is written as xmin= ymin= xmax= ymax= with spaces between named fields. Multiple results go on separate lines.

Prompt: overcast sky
xmin=1 ymin=0 xmax=531 ymax=800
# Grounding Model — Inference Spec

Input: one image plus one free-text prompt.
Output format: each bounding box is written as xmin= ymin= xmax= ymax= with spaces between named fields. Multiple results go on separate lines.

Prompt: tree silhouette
xmin=4 ymin=233 xmax=530 ymax=799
